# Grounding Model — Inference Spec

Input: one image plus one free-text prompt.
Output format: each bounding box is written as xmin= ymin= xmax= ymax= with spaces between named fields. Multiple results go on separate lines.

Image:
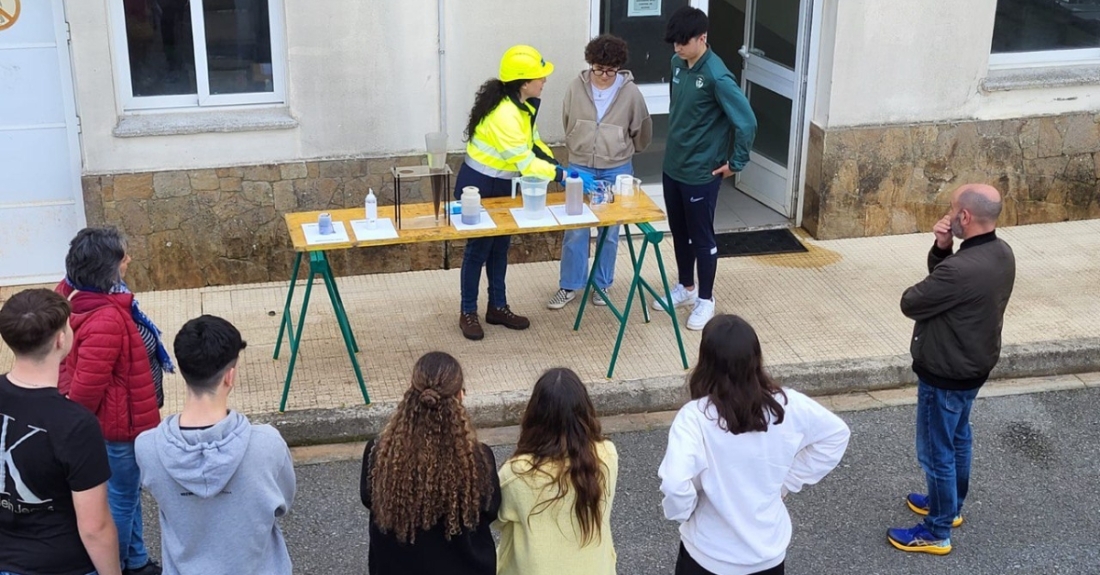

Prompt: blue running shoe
xmin=906 ymin=493 xmax=963 ymax=527
xmin=887 ymin=523 xmax=952 ymax=555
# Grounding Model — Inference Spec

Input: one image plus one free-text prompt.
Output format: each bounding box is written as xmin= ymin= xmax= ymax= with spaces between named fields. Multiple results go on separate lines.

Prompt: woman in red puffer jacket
xmin=57 ymin=227 xmax=172 ymax=575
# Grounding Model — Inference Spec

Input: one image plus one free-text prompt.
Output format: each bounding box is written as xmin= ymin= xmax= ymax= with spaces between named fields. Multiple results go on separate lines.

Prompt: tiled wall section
xmin=802 ymin=113 xmax=1100 ymax=239
xmin=81 ymin=154 xmax=565 ymax=290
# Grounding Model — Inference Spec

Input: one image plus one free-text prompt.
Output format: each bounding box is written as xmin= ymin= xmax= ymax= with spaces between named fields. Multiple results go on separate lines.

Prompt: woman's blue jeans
xmin=559 ymin=162 xmax=632 ymax=291
xmin=106 ymin=441 xmax=150 ymax=570
xmin=915 ymin=381 xmax=980 ymax=539
xmin=455 ymin=163 xmax=514 ymax=314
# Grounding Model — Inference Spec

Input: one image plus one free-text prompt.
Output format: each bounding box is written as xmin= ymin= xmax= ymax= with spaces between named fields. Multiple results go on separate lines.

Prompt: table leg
xmin=623 ymin=225 xmax=651 ymax=323
xmin=316 ymin=254 xmax=369 ymax=405
xmin=573 ymin=226 xmax=610 ymax=331
xmin=279 ymin=266 xmax=315 ymax=413
xmin=278 ymin=251 xmax=371 ymax=412
xmin=317 ymin=252 xmax=359 ymax=353
xmin=605 ymin=234 xmax=652 ymax=378
xmin=273 ymin=251 xmax=303 ymax=360
xmin=652 ymin=239 xmax=689 ymax=370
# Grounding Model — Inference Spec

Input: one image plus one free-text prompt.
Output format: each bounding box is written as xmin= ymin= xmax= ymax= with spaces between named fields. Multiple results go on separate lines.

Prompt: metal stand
xmin=573 ymin=222 xmax=688 ymax=378
xmin=391 ymin=164 xmax=453 ymax=269
xmin=274 ymin=251 xmax=369 ymax=412
xmin=391 ymin=164 xmax=453 ymax=230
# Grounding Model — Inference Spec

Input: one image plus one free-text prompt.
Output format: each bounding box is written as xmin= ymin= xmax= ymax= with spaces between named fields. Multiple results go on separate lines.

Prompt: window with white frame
xmin=990 ymin=0 xmax=1100 ymax=68
xmin=112 ymin=0 xmax=285 ymax=110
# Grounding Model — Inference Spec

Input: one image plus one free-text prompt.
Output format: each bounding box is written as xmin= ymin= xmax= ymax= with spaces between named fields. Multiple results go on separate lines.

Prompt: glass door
xmin=597 ymin=0 xmax=692 ymax=114
xmin=735 ymin=0 xmax=809 ymax=218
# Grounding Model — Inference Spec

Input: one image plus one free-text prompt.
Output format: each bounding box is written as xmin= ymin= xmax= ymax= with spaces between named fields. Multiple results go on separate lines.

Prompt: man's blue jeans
xmin=106 ymin=441 xmax=150 ymax=570
xmin=915 ymin=380 xmax=980 ymax=539
xmin=559 ymin=162 xmax=632 ymax=291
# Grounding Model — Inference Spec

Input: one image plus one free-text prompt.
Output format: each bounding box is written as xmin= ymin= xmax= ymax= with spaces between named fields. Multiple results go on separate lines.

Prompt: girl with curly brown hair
xmin=359 ymin=352 xmax=500 ymax=575
xmin=495 ymin=367 xmax=618 ymax=575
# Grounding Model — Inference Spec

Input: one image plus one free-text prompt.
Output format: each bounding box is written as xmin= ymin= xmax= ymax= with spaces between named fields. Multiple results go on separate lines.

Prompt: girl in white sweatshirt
xmin=659 ymin=315 xmax=851 ymax=575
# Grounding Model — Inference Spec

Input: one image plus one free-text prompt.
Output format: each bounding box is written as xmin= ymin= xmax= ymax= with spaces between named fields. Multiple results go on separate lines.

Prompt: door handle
xmin=739 ymin=45 xmax=767 ymax=60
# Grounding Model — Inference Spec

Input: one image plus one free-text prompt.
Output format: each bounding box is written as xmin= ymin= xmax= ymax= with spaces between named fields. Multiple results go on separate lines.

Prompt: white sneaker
xmin=547 ymin=289 xmax=576 ymax=310
xmin=592 ymin=290 xmax=607 ymax=306
xmin=687 ymin=298 xmax=716 ymax=331
xmin=651 ymin=284 xmax=697 ymax=311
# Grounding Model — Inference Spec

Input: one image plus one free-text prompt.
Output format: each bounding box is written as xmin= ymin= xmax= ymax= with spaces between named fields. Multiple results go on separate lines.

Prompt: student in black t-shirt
xmin=0 ymin=289 xmax=121 ymax=575
xmin=360 ymin=351 xmax=501 ymax=575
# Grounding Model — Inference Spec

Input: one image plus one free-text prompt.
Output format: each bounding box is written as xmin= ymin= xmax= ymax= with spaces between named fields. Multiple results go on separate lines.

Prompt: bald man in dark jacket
xmin=888 ymin=184 xmax=1015 ymax=555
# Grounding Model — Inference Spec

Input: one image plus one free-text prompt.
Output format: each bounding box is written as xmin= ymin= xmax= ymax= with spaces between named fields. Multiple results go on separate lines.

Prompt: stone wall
xmin=802 ymin=112 xmax=1100 ymax=239
xmin=81 ymin=154 xmax=565 ymax=290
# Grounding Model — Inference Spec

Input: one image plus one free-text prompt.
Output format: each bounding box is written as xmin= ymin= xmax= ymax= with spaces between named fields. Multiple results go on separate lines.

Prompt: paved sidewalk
xmin=2 ymin=219 xmax=1098 ymax=442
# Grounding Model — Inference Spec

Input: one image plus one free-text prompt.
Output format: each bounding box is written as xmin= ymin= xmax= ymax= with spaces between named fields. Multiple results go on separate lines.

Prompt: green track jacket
xmin=663 ymin=49 xmax=757 ymax=184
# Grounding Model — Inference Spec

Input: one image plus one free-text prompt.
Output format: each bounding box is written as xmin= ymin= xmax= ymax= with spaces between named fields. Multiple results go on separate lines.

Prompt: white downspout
xmin=437 ymin=0 xmax=447 ymax=137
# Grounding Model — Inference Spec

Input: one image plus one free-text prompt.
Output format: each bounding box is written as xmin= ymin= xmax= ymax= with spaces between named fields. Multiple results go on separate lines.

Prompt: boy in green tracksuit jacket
xmin=653 ymin=6 xmax=757 ymax=331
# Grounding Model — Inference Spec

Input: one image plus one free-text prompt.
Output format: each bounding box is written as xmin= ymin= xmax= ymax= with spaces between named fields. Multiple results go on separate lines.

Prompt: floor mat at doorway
xmin=714 ymin=228 xmax=808 ymax=258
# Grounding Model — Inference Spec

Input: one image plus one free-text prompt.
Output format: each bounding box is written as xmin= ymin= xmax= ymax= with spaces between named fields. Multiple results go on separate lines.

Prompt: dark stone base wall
xmin=81 ymin=153 xmax=565 ymax=290
xmin=802 ymin=113 xmax=1100 ymax=239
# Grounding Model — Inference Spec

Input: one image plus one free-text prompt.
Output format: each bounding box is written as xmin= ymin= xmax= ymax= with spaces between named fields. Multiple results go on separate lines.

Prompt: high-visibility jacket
xmin=466 ymin=96 xmax=560 ymax=181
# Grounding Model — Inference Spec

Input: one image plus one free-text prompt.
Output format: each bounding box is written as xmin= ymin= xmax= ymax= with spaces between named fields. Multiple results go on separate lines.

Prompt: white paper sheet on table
xmin=302 ymin=221 xmax=350 ymax=245
xmin=350 ymin=218 xmax=399 ymax=241
xmin=549 ymin=204 xmax=600 ymax=225
xmin=452 ymin=212 xmax=497 ymax=231
xmin=509 ymin=207 xmax=558 ymax=228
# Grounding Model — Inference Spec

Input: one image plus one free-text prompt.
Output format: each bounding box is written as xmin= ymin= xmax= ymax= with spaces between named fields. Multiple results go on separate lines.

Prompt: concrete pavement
xmin=2 ymin=218 xmax=1098 ymax=446
xmin=133 ymin=380 xmax=1100 ymax=574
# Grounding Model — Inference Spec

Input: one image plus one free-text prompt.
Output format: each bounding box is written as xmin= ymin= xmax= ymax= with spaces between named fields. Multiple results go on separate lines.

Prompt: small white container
xmin=461 ymin=186 xmax=481 ymax=225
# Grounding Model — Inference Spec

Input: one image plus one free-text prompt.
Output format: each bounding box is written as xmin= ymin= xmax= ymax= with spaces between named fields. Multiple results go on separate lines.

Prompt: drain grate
xmin=714 ymin=228 xmax=808 ymax=258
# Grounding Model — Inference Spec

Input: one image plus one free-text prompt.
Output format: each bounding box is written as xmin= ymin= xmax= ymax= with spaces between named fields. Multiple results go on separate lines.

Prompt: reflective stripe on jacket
xmin=466 ymin=96 xmax=559 ymax=181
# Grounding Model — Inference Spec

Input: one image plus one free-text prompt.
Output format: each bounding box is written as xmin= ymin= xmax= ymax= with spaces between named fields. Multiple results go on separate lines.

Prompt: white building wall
xmin=813 ymin=0 xmax=1100 ymax=128
xmin=66 ymin=0 xmax=589 ymax=174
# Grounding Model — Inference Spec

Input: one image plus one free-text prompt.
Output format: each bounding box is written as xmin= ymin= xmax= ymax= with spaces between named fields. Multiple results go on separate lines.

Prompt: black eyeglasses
xmin=590 ymin=67 xmax=620 ymax=77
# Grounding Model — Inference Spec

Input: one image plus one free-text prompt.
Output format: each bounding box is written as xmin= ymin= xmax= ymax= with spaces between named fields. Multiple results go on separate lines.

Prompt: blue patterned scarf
xmin=65 ymin=277 xmax=176 ymax=374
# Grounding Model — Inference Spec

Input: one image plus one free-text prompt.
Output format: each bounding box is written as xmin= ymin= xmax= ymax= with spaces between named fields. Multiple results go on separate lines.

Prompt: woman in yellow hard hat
xmin=455 ymin=45 xmax=592 ymax=341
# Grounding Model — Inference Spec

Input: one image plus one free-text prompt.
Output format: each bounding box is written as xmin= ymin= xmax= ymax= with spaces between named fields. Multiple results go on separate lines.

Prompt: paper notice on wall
xmin=628 ymin=0 xmax=661 ymax=17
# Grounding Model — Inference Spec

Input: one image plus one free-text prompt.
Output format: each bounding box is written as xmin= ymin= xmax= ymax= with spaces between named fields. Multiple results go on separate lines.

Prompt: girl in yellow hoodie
xmin=495 ymin=368 xmax=618 ymax=575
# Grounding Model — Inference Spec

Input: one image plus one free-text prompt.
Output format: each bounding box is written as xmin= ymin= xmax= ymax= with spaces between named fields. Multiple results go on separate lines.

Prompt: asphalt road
xmin=140 ymin=387 xmax=1100 ymax=574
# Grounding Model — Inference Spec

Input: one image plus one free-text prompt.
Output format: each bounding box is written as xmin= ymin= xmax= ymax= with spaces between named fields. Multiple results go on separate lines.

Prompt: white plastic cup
xmin=426 ymin=132 xmax=447 ymax=170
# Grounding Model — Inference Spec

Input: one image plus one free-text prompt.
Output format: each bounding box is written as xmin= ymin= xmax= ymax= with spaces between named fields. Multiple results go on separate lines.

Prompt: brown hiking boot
xmin=459 ymin=312 xmax=484 ymax=340
xmin=485 ymin=305 xmax=530 ymax=330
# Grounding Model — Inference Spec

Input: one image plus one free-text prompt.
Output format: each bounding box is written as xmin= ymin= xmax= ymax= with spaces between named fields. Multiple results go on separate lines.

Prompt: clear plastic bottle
xmin=365 ymin=188 xmax=378 ymax=229
xmin=565 ymin=171 xmax=584 ymax=216
xmin=461 ymin=186 xmax=481 ymax=225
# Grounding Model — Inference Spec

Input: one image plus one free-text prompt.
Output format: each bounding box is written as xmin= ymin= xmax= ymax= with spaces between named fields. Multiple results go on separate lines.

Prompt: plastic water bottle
xmin=565 ymin=171 xmax=584 ymax=216
xmin=461 ymin=186 xmax=481 ymax=225
xmin=365 ymin=188 xmax=378 ymax=229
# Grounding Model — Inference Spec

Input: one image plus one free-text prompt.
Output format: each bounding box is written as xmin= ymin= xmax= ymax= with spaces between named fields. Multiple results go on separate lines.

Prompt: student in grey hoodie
xmin=135 ymin=315 xmax=296 ymax=575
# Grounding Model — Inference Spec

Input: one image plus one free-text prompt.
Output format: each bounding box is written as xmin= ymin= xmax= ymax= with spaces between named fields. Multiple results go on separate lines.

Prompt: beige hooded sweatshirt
xmin=562 ymin=69 xmax=653 ymax=170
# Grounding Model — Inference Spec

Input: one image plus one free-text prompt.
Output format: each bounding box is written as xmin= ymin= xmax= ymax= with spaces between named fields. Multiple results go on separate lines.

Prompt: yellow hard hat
xmin=499 ymin=45 xmax=554 ymax=83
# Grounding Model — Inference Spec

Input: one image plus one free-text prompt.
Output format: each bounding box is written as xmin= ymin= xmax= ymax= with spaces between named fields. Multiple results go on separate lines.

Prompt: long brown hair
xmin=464 ymin=78 xmax=526 ymax=141
xmin=370 ymin=352 xmax=492 ymax=543
xmin=511 ymin=368 xmax=607 ymax=546
xmin=689 ymin=315 xmax=786 ymax=434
